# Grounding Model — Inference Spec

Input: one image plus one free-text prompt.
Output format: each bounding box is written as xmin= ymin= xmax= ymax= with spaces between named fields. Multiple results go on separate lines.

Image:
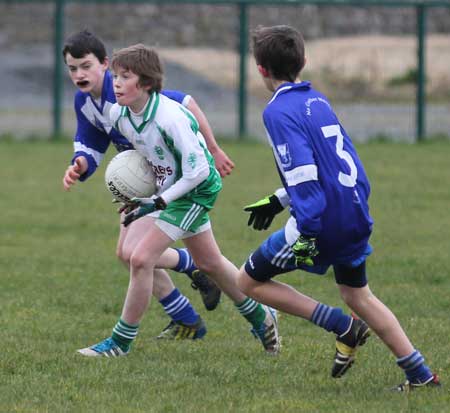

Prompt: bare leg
xmin=237 ymin=267 xmax=318 ymax=319
xmin=117 ymin=215 xmax=180 ymax=269
xmin=121 ymin=222 xmax=173 ymax=325
xmin=152 ymin=269 xmax=176 ymax=300
xmin=117 ymin=216 xmax=182 ymax=300
xmin=183 ymin=229 xmax=246 ymax=303
xmin=339 ymin=284 xmax=414 ymax=357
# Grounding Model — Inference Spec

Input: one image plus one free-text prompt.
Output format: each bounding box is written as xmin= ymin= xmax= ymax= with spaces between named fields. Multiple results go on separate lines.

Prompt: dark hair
xmin=62 ymin=30 xmax=107 ymax=64
xmin=251 ymin=25 xmax=305 ymax=82
xmin=111 ymin=44 xmax=163 ymax=94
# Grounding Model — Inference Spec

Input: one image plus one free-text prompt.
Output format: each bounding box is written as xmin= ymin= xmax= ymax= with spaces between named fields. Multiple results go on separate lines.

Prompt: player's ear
xmin=257 ymin=65 xmax=269 ymax=78
xmin=102 ymin=56 xmax=110 ymax=70
xmin=141 ymin=83 xmax=152 ymax=93
xmin=301 ymin=56 xmax=307 ymax=71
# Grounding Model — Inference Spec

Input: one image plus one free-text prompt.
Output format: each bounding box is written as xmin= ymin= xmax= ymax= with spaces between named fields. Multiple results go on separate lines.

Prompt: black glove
xmin=291 ymin=234 xmax=319 ymax=266
xmin=244 ymin=194 xmax=284 ymax=230
xmin=112 ymin=198 xmax=138 ymax=214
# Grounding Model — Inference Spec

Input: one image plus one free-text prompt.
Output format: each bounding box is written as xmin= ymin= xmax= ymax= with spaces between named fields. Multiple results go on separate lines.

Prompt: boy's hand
xmin=63 ymin=156 xmax=88 ymax=191
xmin=210 ymin=146 xmax=235 ymax=178
xmin=122 ymin=197 xmax=157 ymax=227
xmin=244 ymin=194 xmax=284 ymax=230
xmin=291 ymin=234 xmax=319 ymax=266
xmin=112 ymin=198 xmax=138 ymax=214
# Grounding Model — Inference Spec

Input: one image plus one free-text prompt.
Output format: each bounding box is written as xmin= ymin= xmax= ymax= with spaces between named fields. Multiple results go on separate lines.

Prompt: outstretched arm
xmin=62 ymin=156 xmax=88 ymax=191
xmin=186 ymin=97 xmax=235 ymax=178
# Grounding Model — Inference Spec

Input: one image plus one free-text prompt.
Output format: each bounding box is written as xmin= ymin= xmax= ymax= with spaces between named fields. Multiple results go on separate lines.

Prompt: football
xmin=105 ymin=150 xmax=156 ymax=202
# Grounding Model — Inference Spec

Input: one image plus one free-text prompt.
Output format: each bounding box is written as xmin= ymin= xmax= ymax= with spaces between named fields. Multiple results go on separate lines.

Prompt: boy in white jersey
xmin=77 ymin=44 xmax=280 ymax=357
xmin=62 ymin=30 xmax=226 ymax=342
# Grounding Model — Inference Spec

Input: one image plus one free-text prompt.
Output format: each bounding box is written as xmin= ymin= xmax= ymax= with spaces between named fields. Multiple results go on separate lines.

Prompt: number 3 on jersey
xmin=321 ymin=124 xmax=357 ymax=188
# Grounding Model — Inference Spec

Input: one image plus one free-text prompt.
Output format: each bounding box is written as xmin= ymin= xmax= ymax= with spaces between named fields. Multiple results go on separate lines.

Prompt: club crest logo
xmin=276 ymin=143 xmax=291 ymax=167
xmin=154 ymin=145 xmax=164 ymax=160
xmin=187 ymin=152 xmax=197 ymax=169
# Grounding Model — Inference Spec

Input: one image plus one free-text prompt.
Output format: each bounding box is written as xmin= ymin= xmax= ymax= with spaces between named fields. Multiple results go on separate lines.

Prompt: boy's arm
xmin=122 ymin=114 xmax=212 ymax=227
xmin=63 ymin=156 xmax=88 ymax=191
xmin=62 ymin=96 xmax=112 ymax=189
xmin=186 ymin=97 xmax=235 ymax=177
xmin=264 ymin=109 xmax=326 ymax=237
xmin=163 ymin=90 xmax=234 ymax=178
xmin=157 ymin=113 xmax=211 ymax=205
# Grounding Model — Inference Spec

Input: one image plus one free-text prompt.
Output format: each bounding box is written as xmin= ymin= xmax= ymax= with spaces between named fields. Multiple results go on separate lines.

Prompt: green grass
xmin=1 ymin=139 xmax=449 ymax=413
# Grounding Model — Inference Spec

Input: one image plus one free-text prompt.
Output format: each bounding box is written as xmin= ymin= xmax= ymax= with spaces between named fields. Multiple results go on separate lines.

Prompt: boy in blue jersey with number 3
xmin=237 ymin=25 xmax=440 ymax=391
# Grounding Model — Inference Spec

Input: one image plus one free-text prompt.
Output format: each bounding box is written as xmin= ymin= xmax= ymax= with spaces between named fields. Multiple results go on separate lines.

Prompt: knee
xmin=116 ymin=246 xmax=132 ymax=267
xmin=116 ymin=246 xmax=130 ymax=266
xmin=129 ymin=251 xmax=153 ymax=274
xmin=339 ymin=285 xmax=372 ymax=309
xmin=194 ymin=256 xmax=221 ymax=276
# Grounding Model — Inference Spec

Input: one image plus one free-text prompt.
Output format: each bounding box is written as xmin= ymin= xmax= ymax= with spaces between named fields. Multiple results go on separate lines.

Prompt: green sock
xmin=235 ymin=297 xmax=266 ymax=329
xmin=111 ymin=318 xmax=139 ymax=352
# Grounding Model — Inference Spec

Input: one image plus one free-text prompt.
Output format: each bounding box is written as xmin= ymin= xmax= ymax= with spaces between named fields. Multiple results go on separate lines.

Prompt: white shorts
xmin=149 ymin=210 xmax=211 ymax=241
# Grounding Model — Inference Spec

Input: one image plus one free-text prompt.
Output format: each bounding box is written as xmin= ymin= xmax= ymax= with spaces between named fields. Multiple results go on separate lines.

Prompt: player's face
xmin=112 ymin=67 xmax=150 ymax=112
xmin=65 ymin=53 xmax=108 ymax=99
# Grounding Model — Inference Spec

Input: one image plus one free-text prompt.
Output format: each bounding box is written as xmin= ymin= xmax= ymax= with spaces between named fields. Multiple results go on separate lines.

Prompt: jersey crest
xmin=154 ymin=145 xmax=165 ymax=160
xmin=276 ymin=143 xmax=292 ymax=168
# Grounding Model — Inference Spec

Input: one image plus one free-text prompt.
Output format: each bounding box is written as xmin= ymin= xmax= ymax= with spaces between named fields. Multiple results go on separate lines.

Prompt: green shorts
xmin=157 ymin=197 xmax=210 ymax=234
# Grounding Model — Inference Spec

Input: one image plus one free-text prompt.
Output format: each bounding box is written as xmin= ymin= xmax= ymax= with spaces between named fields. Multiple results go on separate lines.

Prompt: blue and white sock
xmin=311 ymin=303 xmax=352 ymax=336
xmin=173 ymin=248 xmax=196 ymax=278
xmin=160 ymin=288 xmax=199 ymax=325
xmin=397 ymin=349 xmax=433 ymax=383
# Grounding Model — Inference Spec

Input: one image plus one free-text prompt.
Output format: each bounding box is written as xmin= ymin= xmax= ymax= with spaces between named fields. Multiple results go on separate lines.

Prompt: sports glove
xmin=291 ymin=234 xmax=319 ymax=266
xmin=112 ymin=198 xmax=137 ymax=214
xmin=122 ymin=196 xmax=167 ymax=227
xmin=243 ymin=194 xmax=284 ymax=230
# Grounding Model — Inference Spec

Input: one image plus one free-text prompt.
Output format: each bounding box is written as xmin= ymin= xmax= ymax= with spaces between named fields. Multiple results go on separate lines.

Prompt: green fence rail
xmin=3 ymin=0 xmax=450 ymax=140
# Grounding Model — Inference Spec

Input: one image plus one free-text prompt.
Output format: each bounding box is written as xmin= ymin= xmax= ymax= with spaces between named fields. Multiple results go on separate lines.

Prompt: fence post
xmin=237 ymin=2 xmax=248 ymax=138
xmin=52 ymin=0 xmax=65 ymax=139
xmin=416 ymin=4 xmax=427 ymax=142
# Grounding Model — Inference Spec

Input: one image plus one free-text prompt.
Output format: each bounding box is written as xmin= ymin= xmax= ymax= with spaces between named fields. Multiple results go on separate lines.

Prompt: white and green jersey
xmin=109 ymin=92 xmax=222 ymax=210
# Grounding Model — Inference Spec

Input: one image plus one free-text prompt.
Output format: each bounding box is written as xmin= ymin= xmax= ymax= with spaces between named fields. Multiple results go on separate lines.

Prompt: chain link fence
xmin=1 ymin=2 xmax=449 ymax=141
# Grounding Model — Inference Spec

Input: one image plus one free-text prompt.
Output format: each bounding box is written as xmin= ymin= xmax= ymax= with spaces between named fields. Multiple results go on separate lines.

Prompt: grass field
xmin=1 ymin=139 xmax=449 ymax=412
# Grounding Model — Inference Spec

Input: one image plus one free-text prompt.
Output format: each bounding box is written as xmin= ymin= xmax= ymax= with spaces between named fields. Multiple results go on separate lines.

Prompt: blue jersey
xmin=263 ymin=81 xmax=373 ymax=265
xmin=72 ymin=70 xmax=189 ymax=181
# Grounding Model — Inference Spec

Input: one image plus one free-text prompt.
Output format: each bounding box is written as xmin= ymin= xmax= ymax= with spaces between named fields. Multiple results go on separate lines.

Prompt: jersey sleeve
xmin=157 ymin=107 xmax=210 ymax=203
xmin=161 ymin=90 xmax=191 ymax=107
xmin=72 ymin=94 xmax=111 ymax=181
xmin=274 ymin=187 xmax=290 ymax=208
xmin=264 ymin=107 xmax=326 ymax=236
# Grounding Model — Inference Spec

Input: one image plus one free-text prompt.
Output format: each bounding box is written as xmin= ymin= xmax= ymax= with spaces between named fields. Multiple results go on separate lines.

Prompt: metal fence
xmin=1 ymin=0 xmax=449 ymax=141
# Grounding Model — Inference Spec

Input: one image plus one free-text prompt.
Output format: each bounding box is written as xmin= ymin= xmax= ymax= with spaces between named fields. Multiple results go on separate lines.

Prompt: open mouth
xmin=76 ymin=80 xmax=90 ymax=87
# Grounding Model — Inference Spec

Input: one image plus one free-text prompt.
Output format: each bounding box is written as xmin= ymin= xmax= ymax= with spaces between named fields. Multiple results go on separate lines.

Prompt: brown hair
xmin=111 ymin=44 xmax=163 ymax=93
xmin=251 ymin=25 xmax=305 ymax=82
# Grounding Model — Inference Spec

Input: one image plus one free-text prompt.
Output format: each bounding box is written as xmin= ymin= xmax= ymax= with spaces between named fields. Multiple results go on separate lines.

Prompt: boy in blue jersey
xmin=62 ymin=30 xmax=233 ymax=341
xmin=237 ymin=25 xmax=440 ymax=391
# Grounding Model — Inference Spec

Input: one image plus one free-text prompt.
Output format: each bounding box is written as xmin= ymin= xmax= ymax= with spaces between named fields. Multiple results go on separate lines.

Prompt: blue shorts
xmin=244 ymin=228 xmax=372 ymax=288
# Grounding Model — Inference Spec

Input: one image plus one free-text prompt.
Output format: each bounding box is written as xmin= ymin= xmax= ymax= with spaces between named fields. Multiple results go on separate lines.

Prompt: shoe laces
xmin=92 ymin=337 xmax=116 ymax=352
